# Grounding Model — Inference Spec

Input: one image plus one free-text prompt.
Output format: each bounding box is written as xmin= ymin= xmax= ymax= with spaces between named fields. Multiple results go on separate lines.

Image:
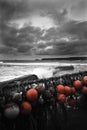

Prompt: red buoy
xmin=64 ymin=86 xmax=72 ymax=95
xmin=68 ymin=97 xmax=76 ymax=107
xmin=71 ymin=87 xmax=76 ymax=95
xmin=26 ymin=88 xmax=38 ymax=101
xmin=57 ymin=94 xmax=66 ymax=104
xmin=21 ymin=102 xmax=32 ymax=115
xmin=73 ymin=80 xmax=82 ymax=89
xmin=56 ymin=85 xmax=65 ymax=94
xmin=82 ymin=86 xmax=87 ymax=95
xmin=83 ymin=76 xmax=87 ymax=85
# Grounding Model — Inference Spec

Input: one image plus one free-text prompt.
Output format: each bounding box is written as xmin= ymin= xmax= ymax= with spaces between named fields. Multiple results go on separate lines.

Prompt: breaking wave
xmin=31 ymin=67 xmax=55 ymax=79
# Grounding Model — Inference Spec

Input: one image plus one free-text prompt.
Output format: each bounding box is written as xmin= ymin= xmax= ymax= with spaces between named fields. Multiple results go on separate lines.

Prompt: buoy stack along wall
xmin=57 ymin=94 xmax=66 ymax=104
xmin=72 ymin=77 xmax=87 ymax=95
xmin=73 ymin=80 xmax=82 ymax=90
xmin=71 ymin=87 xmax=76 ymax=95
xmin=3 ymin=74 xmax=87 ymax=119
xmin=3 ymin=88 xmax=39 ymax=118
xmin=83 ymin=76 xmax=87 ymax=85
xmin=56 ymin=79 xmax=82 ymax=106
xmin=26 ymin=88 xmax=38 ymax=101
xmin=64 ymin=86 xmax=72 ymax=95
xmin=82 ymin=86 xmax=87 ymax=94
xmin=21 ymin=102 xmax=32 ymax=115
xmin=56 ymin=85 xmax=65 ymax=94
xmin=82 ymin=76 xmax=87 ymax=94
xmin=21 ymin=88 xmax=39 ymax=115
xmin=56 ymin=85 xmax=66 ymax=104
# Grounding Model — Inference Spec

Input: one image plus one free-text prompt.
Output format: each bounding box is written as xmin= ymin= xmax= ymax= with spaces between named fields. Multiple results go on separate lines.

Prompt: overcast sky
xmin=0 ymin=0 xmax=87 ymax=60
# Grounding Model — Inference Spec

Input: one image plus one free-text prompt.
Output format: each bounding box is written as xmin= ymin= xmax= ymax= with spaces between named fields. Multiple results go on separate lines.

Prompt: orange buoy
xmin=56 ymin=85 xmax=65 ymax=94
xmin=21 ymin=102 xmax=32 ymax=115
xmin=26 ymin=88 xmax=38 ymax=101
xmin=82 ymin=86 xmax=87 ymax=95
xmin=64 ymin=86 xmax=72 ymax=95
xmin=83 ymin=76 xmax=87 ymax=85
xmin=68 ymin=97 xmax=76 ymax=107
xmin=73 ymin=80 xmax=82 ymax=89
xmin=57 ymin=94 xmax=66 ymax=104
xmin=71 ymin=87 xmax=76 ymax=95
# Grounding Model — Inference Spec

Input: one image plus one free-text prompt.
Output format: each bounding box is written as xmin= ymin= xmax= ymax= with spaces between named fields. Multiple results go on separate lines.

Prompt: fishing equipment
xmin=4 ymin=103 xmax=20 ymax=119
xmin=26 ymin=88 xmax=39 ymax=101
xmin=56 ymin=85 xmax=65 ymax=94
xmin=0 ymin=72 xmax=87 ymax=130
xmin=21 ymin=102 xmax=32 ymax=115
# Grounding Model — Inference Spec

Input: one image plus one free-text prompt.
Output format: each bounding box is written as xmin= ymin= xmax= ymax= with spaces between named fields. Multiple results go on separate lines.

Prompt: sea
xmin=0 ymin=60 xmax=87 ymax=82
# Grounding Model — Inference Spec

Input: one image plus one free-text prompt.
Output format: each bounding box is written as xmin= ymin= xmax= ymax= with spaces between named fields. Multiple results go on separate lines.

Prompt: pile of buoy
xmin=4 ymin=88 xmax=39 ymax=119
xmin=56 ymin=76 xmax=87 ymax=106
xmin=3 ymin=75 xmax=87 ymax=119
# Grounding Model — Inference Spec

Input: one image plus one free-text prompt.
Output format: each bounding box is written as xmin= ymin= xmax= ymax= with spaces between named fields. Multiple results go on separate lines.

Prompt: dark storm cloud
xmin=37 ymin=43 xmax=47 ymax=49
xmin=2 ymin=26 xmax=19 ymax=48
xmin=0 ymin=47 xmax=17 ymax=54
xmin=19 ymin=26 xmax=43 ymax=42
xmin=17 ymin=45 xmax=32 ymax=53
xmin=0 ymin=0 xmax=27 ymax=26
xmin=61 ymin=21 xmax=87 ymax=40
xmin=1 ymin=19 xmax=87 ymax=56
xmin=40 ymin=20 xmax=87 ymax=43
xmin=0 ymin=0 xmax=66 ymax=23
xmin=70 ymin=0 xmax=87 ymax=20
xmin=47 ymin=8 xmax=68 ymax=25
xmin=36 ymin=40 xmax=87 ymax=56
xmin=0 ymin=0 xmax=27 ymax=47
xmin=0 ymin=0 xmax=44 ymax=52
xmin=55 ymin=40 xmax=87 ymax=56
xmin=37 ymin=20 xmax=87 ymax=56
xmin=0 ymin=25 xmax=43 ymax=54
xmin=0 ymin=0 xmax=87 ymax=59
xmin=0 ymin=0 xmax=43 ymax=54
xmin=41 ymin=28 xmax=61 ymax=42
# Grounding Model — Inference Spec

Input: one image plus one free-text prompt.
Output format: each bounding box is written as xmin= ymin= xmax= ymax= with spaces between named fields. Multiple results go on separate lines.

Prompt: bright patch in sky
xmin=45 ymin=46 xmax=53 ymax=51
xmin=9 ymin=15 xmax=56 ymax=30
xmin=30 ymin=15 xmax=56 ymax=30
xmin=8 ymin=19 xmax=28 ymax=29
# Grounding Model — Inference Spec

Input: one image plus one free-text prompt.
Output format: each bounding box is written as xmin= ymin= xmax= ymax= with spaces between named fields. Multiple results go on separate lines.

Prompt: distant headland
xmin=1 ymin=56 xmax=87 ymax=63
